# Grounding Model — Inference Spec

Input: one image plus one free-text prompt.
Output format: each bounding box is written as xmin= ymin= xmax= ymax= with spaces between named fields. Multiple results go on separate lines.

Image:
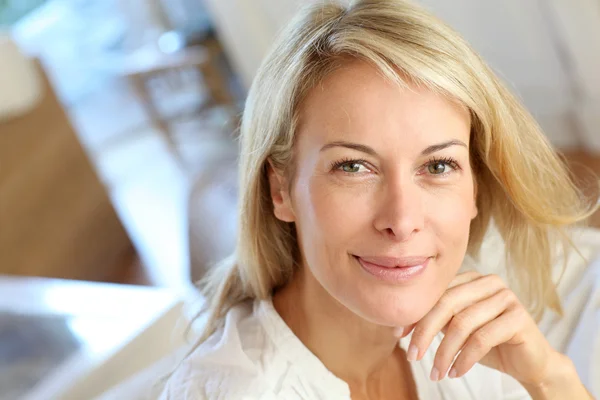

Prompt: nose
xmin=373 ymin=175 xmax=425 ymax=242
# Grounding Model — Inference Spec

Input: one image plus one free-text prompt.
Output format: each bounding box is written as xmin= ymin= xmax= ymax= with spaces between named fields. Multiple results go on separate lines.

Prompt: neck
xmin=273 ymin=265 xmax=410 ymax=391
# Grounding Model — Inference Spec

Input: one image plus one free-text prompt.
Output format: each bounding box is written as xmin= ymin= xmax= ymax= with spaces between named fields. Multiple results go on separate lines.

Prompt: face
xmin=270 ymin=60 xmax=478 ymax=328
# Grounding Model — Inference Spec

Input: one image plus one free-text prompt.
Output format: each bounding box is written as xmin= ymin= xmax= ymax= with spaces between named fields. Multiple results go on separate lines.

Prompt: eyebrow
xmin=421 ymin=139 xmax=468 ymax=156
xmin=320 ymin=139 xmax=468 ymax=157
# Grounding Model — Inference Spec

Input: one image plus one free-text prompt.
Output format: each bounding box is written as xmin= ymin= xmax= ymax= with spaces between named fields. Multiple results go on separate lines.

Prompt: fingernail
xmin=430 ymin=366 xmax=440 ymax=381
xmin=407 ymin=344 xmax=418 ymax=362
xmin=393 ymin=326 xmax=405 ymax=338
xmin=448 ymin=368 xmax=457 ymax=379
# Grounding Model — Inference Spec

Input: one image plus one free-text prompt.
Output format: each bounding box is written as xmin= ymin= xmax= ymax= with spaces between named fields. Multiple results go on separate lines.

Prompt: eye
xmin=425 ymin=157 xmax=460 ymax=175
xmin=428 ymin=161 xmax=448 ymax=174
xmin=341 ymin=162 xmax=367 ymax=173
xmin=330 ymin=158 xmax=371 ymax=174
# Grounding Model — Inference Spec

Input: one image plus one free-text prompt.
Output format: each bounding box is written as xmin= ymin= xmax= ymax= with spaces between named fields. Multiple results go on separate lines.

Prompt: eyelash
xmin=425 ymin=157 xmax=462 ymax=174
xmin=329 ymin=157 xmax=370 ymax=172
xmin=329 ymin=156 xmax=462 ymax=175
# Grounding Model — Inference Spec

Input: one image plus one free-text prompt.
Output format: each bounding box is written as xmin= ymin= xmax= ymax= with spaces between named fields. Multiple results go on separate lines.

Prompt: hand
xmin=405 ymin=271 xmax=556 ymax=386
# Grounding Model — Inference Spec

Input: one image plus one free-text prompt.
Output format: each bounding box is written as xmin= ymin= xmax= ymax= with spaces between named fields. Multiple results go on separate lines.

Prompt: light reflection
xmin=40 ymin=282 xmax=174 ymax=319
xmin=66 ymin=317 xmax=144 ymax=356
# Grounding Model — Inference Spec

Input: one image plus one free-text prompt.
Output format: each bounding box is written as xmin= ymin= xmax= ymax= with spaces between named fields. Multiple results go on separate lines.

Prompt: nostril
xmin=384 ymin=227 xmax=400 ymax=239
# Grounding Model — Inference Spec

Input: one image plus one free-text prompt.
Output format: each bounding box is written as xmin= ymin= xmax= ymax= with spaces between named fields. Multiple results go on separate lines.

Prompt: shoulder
xmin=156 ymin=300 xmax=286 ymax=400
xmin=156 ymin=359 xmax=274 ymax=400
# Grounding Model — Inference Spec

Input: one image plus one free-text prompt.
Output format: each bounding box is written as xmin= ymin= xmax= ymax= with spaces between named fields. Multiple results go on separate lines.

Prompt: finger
xmin=408 ymin=274 xmax=506 ymax=362
xmin=448 ymin=308 xmax=521 ymax=379
xmin=393 ymin=324 xmax=416 ymax=339
xmin=448 ymin=270 xmax=481 ymax=289
xmin=431 ymin=288 xmax=515 ymax=381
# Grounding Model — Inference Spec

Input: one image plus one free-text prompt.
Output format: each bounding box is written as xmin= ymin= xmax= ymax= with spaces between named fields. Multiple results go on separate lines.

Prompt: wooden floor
xmin=0 ymin=61 xmax=134 ymax=284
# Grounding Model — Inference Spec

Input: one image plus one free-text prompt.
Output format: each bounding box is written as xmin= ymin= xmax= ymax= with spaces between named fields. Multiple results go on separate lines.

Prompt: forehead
xmin=296 ymin=60 xmax=471 ymax=146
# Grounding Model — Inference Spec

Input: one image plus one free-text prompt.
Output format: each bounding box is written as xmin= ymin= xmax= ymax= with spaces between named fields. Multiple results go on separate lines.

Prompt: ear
xmin=267 ymin=160 xmax=296 ymax=222
xmin=471 ymin=178 xmax=479 ymax=220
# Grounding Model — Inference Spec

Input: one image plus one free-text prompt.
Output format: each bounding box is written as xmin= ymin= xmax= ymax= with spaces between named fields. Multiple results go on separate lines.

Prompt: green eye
xmin=428 ymin=162 xmax=447 ymax=174
xmin=341 ymin=162 xmax=363 ymax=173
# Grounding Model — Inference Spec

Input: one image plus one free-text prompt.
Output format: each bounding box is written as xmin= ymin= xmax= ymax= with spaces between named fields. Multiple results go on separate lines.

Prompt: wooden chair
xmin=121 ymin=39 xmax=234 ymax=168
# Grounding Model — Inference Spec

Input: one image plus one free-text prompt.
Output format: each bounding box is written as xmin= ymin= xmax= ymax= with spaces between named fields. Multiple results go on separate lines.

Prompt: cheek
xmin=303 ymin=178 xmax=374 ymax=238
xmin=425 ymin=182 xmax=475 ymax=256
xmin=427 ymin=192 xmax=474 ymax=231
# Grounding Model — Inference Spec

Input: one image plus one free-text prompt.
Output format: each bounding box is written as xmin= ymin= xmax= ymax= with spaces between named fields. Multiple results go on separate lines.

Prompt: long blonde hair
xmin=197 ymin=0 xmax=598 ymax=340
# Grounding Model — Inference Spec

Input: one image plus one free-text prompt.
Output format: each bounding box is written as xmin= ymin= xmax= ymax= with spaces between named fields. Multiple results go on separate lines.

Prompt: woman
xmin=159 ymin=0 xmax=599 ymax=398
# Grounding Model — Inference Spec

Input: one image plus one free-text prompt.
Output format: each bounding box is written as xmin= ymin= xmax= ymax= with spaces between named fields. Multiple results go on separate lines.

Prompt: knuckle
xmin=470 ymin=330 xmax=491 ymax=352
xmin=465 ymin=270 xmax=481 ymax=280
xmin=482 ymin=273 xmax=505 ymax=287
xmin=449 ymin=313 xmax=472 ymax=334
xmin=498 ymin=287 xmax=516 ymax=305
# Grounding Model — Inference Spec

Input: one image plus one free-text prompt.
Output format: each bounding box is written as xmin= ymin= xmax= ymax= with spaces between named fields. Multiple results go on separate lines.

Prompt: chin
xmin=362 ymin=292 xmax=438 ymax=327
xmin=343 ymin=272 xmax=447 ymax=328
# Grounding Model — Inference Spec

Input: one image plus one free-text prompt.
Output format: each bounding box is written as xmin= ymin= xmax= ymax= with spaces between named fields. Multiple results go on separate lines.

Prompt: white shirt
xmin=157 ymin=298 xmax=531 ymax=399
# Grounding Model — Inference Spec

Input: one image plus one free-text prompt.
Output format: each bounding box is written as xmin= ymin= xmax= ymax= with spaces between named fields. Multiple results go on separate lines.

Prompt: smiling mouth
xmin=353 ymin=255 xmax=431 ymax=283
xmin=353 ymin=255 xmax=432 ymax=268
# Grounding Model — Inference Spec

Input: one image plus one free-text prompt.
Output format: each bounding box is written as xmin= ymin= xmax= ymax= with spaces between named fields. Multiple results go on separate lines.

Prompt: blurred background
xmin=0 ymin=0 xmax=599 ymax=398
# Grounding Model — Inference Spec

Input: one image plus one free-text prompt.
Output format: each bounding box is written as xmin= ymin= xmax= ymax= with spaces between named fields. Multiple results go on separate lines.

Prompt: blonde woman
xmin=159 ymin=0 xmax=598 ymax=399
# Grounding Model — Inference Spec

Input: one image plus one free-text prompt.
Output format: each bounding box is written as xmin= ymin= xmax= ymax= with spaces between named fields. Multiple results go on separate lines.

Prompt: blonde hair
xmin=197 ymin=0 xmax=599 ymax=340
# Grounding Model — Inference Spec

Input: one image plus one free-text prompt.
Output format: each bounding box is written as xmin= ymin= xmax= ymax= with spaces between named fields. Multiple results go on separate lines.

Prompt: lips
xmin=355 ymin=255 xmax=431 ymax=268
xmin=354 ymin=255 xmax=431 ymax=283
